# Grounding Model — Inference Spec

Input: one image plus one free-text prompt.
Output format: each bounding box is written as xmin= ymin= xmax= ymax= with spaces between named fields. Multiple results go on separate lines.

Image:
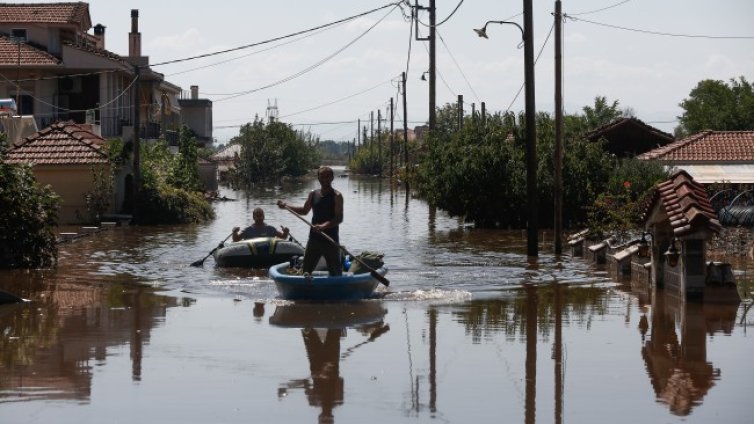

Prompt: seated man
xmin=232 ymin=207 xmax=290 ymax=241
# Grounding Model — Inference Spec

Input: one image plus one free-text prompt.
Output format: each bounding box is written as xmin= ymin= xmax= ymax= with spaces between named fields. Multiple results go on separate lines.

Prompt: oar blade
xmin=190 ymin=258 xmax=205 ymax=267
xmin=370 ymin=269 xmax=390 ymax=287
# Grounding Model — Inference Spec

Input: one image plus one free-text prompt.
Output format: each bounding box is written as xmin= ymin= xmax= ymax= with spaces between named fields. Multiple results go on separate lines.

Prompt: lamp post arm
xmin=482 ymin=20 xmax=524 ymax=39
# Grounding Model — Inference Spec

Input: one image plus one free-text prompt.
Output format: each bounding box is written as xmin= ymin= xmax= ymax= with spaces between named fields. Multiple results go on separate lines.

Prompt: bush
xmin=0 ymin=135 xmax=60 ymax=268
xmin=136 ymin=185 xmax=214 ymax=225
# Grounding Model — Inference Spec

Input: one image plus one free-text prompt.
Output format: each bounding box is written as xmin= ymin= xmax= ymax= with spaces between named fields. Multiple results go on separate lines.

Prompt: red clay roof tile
xmin=0 ymin=34 xmax=60 ymax=65
xmin=4 ymin=121 xmax=109 ymax=165
xmin=0 ymin=3 xmax=90 ymax=27
xmin=637 ymin=131 xmax=754 ymax=162
xmin=642 ymin=170 xmax=721 ymax=236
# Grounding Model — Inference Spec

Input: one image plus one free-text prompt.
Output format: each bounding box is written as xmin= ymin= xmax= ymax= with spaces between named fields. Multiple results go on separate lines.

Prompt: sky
xmin=41 ymin=0 xmax=754 ymax=144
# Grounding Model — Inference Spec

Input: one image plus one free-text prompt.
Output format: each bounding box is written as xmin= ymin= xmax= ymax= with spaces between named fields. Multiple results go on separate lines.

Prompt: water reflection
xmin=641 ymin=290 xmax=738 ymax=415
xmin=271 ymin=302 xmax=388 ymax=424
xmin=0 ymin=281 xmax=189 ymax=403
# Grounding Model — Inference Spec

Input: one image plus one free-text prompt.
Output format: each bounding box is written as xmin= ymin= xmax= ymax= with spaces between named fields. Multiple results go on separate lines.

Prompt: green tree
xmin=582 ymin=96 xmax=624 ymax=129
xmin=677 ymin=76 xmax=754 ymax=137
xmin=0 ymin=134 xmax=60 ymax=268
xmin=230 ymin=118 xmax=318 ymax=185
xmin=167 ymin=125 xmax=201 ymax=192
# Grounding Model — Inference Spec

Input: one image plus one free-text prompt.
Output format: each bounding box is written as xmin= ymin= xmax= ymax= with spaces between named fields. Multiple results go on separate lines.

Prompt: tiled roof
xmin=643 ymin=170 xmax=721 ymax=236
xmin=4 ymin=121 xmax=109 ymax=165
xmin=637 ymin=131 xmax=754 ymax=162
xmin=0 ymin=34 xmax=60 ymax=65
xmin=0 ymin=3 xmax=90 ymax=27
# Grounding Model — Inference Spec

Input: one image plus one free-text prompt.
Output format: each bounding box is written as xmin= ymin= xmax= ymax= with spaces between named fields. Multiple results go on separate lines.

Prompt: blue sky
xmin=42 ymin=0 xmax=754 ymax=143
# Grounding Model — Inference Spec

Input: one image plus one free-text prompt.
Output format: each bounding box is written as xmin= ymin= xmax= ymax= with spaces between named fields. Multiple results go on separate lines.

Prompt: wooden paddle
xmin=282 ymin=205 xmax=390 ymax=287
xmin=190 ymin=231 xmax=234 ymax=267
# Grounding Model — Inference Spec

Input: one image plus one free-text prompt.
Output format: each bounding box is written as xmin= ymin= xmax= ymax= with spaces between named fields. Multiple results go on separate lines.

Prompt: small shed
xmin=641 ymin=170 xmax=722 ymax=298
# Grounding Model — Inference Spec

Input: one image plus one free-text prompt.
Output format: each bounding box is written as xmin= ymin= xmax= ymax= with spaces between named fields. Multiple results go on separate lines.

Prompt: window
xmin=10 ymin=28 xmax=27 ymax=42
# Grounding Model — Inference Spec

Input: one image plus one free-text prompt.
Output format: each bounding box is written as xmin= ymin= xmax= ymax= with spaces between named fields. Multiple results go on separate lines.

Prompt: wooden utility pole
xmin=402 ymin=71 xmax=409 ymax=190
xmin=390 ymin=97 xmax=395 ymax=178
xmin=377 ymin=109 xmax=382 ymax=177
xmin=370 ymin=111 xmax=374 ymax=148
xmin=554 ymin=0 xmax=564 ymax=255
xmin=481 ymin=101 xmax=486 ymax=127
xmin=457 ymin=95 xmax=463 ymax=129
xmin=429 ymin=0 xmax=436 ymax=134
xmin=357 ymin=118 xmax=361 ymax=146
xmin=524 ymin=0 xmax=539 ymax=259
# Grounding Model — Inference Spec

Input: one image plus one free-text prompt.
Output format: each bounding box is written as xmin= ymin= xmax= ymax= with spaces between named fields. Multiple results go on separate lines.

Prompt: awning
xmin=667 ymin=164 xmax=754 ymax=184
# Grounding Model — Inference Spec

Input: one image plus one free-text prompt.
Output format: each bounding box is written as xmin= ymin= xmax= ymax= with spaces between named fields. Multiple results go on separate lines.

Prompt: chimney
xmin=191 ymin=85 xmax=199 ymax=100
xmin=93 ymin=24 xmax=106 ymax=49
xmin=128 ymin=9 xmax=141 ymax=57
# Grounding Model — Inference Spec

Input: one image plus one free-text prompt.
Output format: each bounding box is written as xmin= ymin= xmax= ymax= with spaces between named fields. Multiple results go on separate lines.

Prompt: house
xmin=637 ymin=131 xmax=754 ymax=185
xmin=3 ymin=121 xmax=128 ymax=224
xmin=0 ymin=3 xmax=207 ymax=143
xmin=211 ymin=143 xmax=241 ymax=180
xmin=586 ymin=117 xmax=675 ymax=158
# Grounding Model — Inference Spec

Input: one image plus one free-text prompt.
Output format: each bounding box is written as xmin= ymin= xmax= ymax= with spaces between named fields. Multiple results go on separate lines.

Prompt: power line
xmin=148 ymin=1 xmax=402 ymax=68
xmin=211 ymin=5 xmax=400 ymax=102
xmin=436 ymin=0 xmax=465 ymax=26
xmin=436 ymin=29 xmax=480 ymax=103
xmin=279 ymin=78 xmax=395 ymax=119
xmin=505 ymin=22 xmax=555 ymax=113
xmin=567 ymin=15 xmax=754 ymax=39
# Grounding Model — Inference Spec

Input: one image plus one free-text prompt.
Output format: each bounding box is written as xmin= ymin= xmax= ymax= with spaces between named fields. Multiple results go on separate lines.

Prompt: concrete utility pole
xmin=554 ymin=0 xmax=564 ymax=255
xmin=524 ymin=0 xmax=539 ymax=259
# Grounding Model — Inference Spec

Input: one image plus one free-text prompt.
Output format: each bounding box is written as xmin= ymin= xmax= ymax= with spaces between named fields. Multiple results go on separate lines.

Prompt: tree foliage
xmin=412 ymin=97 xmax=667 ymax=229
xmin=167 ymin=125 xmax=201 ymax=192
xmin=676 ymin=76 xmax=754 ymax=137
xmin=135 ymin=139 xmax=214 ymax=224
xmin=229 ymin=118 xmax=319 ymax=185
xmin=0 ymin=134 xmax=60 ymax=268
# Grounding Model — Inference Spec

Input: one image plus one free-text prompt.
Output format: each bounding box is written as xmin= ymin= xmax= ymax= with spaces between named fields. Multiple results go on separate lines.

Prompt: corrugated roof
xmin=0 ymin=3 xmax=91 ymax=28
xmin=643 ymin=170 xmax=721 ymax=236
xmin=4 ymin=121 xmax=109 ymax=165
xmin=0 ymin=34 xmax=61 ymax=65
xmin=637 ymin=131 xmax=754 ymax=162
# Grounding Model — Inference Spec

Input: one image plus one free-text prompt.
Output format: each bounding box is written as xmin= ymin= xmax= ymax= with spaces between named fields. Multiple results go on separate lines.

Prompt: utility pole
xmin=481 ymin=101 xmax=486 ymax=127
xmin=357 ymin=118 xmax=361 ymax=147
xmin=370 ymin=111 xmax=374 ymax=148
xmin=429 ymin=0 xmax=436 ymax=135
xmin=524 ymin=0 xmax=539 ymax=259
xmin=414 ymin=1 xmax=435 ymax=135
xmin=377 ymin=109 xmax=382 ymax=177
xmin=402 ymin=71 xmax=410 ymax=191
xmin=390 ymin=97 xmax=395 ymax=178
xmin=554 ymin=0 xmax=564 ymax=255
xmin=457 ymin=95 xmax=463 ymax=129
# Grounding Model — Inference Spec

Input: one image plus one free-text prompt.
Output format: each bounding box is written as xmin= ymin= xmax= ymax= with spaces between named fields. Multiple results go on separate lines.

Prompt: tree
xmin=677 ymin=76 xmax=754 ymax=137
xmin=230 ymin=118 xmax=318 ymax=185
xmin=0 ymin=134 xmax=60 ymax=268
xmin=582 ymin=96 xmax=624 ymax=129
xmin=167 ymin=125 xmax=201 ymax=192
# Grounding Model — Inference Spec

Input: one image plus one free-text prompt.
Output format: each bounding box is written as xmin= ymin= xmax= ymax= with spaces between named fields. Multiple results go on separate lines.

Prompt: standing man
xmin=278 ymin=166 xmax=343 ymax=276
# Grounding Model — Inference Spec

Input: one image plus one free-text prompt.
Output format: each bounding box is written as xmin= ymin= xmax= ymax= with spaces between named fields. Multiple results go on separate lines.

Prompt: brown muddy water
xmin=1 ymin=167 xmax=752 ymax=424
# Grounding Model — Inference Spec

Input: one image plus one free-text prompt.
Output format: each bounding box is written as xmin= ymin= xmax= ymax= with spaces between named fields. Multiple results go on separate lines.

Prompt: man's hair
xmin=318 ymin=166 xmax=334 ymax=178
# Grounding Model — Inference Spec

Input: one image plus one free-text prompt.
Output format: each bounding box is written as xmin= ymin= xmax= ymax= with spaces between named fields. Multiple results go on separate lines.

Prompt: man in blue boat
xmin=278 ymin=166 xmax=343 ymax=276
xmin=232 ymin=207 xmax=289 ymax=241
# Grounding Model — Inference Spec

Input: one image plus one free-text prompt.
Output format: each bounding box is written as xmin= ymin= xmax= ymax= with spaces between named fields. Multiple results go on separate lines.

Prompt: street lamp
xmin=474 ymin=9 xmax=538 ymax=259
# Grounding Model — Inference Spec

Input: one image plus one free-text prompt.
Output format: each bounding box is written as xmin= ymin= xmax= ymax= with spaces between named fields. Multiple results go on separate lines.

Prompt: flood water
xmin=1 ymin=167 xmax=752 ymax=423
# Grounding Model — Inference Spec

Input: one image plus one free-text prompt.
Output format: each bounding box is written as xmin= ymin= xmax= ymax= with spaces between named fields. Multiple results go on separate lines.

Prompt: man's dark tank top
xmin=311 ymin=189 xmax=339 ymax=242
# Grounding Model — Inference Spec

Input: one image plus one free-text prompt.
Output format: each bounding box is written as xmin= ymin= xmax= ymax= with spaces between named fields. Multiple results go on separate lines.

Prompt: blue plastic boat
xmin=268 ymin=262 xmax=388 ymax=300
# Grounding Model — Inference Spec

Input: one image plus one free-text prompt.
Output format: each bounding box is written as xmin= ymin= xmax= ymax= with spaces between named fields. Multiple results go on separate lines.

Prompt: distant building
xmin=637 ymin=131 xmax=754 ymax=184
xmin=586 ymin=117 xmax=675 ymax=158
